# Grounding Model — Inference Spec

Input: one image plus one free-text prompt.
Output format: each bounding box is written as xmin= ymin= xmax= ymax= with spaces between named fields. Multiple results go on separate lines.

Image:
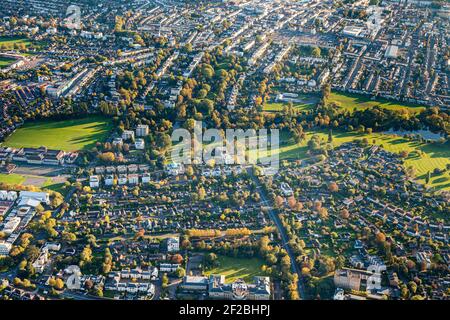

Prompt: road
xmin=249 ymin=169 xmax=307 ymax=300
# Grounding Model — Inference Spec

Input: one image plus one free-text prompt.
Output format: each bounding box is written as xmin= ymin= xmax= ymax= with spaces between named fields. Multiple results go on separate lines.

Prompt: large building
xmin=209 ymin=276 xmax=271 ymax=300
xmin=180 ymin=276 xmax=209 ymax=291
xmin=334 ymin=268 xmax=373 ymax=291
xmin=0 ymin=241 xmax=12 ymax=256
xmin=105 ymin=268 xmax=157 ymax=295
xmin=136 ymin=125 xmax=149 ymax=137
xmin=19 ymin=191 xmax=50 ymax=205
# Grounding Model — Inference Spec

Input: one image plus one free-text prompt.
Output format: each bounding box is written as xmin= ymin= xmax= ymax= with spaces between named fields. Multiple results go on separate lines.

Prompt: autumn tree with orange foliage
xmin=171 ymin=254 xmax=184 ymax=264
xmin=186 ymin=229 xmax=221 ymax=238
xmin=340 ymin=208 xmax=350 ymax=219
xmin=318 ymin=207 xmax=329 ymax=220
xmin=274 ymin=195 xmax=285 ymax=208
xmin=328 ymin=182 xmax=339 ymax=193
xmin=313 ymin=200 xmax=322 ymax=212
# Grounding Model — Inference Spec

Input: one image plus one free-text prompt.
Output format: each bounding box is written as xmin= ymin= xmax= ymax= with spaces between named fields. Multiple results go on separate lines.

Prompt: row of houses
xmin=0 ymin=146 xmax=78 ymax=165
xmin=94 ymin=163 xmax=150 ymax=175
xmin=104 ymin=267 xmax=158 ymax=295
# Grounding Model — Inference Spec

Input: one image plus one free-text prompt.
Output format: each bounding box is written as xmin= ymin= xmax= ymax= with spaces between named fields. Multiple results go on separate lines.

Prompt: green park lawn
xmin=256 ymin=129 xmax=450 ymax=190
xmin=0 ymin=56 xmax=16 ymax=68
xmin=263 ymin=101 xmax=314 ymax=113
xmin=328 ymin=92 xmax=426 ymax=113
xmin=3 ymin=116 xmax=113 ymax=152
xmin=204 ymin=255 xmax=265 ymax=283
xmin=0 ymin=173 xmax=68 ymax=194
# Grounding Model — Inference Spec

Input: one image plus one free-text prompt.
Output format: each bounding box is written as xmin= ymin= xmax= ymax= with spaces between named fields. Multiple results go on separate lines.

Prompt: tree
xmin=287 ymin=196 xmax=297 ymax=210
xmin=318 ymin=207 xmax=329 ymax=220
xmin=95 ymin=287 xmax=104 ymax=297
xmin=205 ymin=253 xmax=218 ymax=267
xmin=62 ymin=232 xmax=77 ymax=243
xmin=54 ymin=278 xmax=65 ymax=290
xmin=25 ymin=245 xmax=40 ymax=261
xmin=225 ymin=228 xmax=251 ymax=238
xmin=313 ymin=200 xmax=322 ymax=212
xmin=80 ymin=245 xmax=93 ymax=266
xmin=202 ymin=65 xmax=214 ymax=79
xmin=399 ymin=150 xmax=409 ymax=158
xmin=312 ymin=47 xmax=321 ymax=58
xmin=275 ymin=195 xmax=285 ymax=208
xmin=175 ymin=267 xmax=186 ymax=278
xmin=327 ymin=129 xmax=333 ymax=143
xmin=98 ymin=152 xmax=115 ymax=163
xmin=425 ymin=171 xmax=431 ymax=184
xmin=198 ymin=187 xmax=206 ymax=200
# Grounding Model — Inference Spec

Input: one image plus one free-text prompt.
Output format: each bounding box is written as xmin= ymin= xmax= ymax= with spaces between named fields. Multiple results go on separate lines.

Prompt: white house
xmin=19 ymin=191 xmax=50 ymax=205
xmin=6 ymin=191 xmax=18 ymax=201
xmin=165 ymin=163 xmax=184 ymax=176
xmin=280 ymin=183 xmax=293 ymax=196
xmin=112 ymin=137 xmax=123 ymax=146
xmin=167 ymin=237 xmax=180 ymax=252
xmin=43 ymin=243 xmax=61 ymax=252
xmin=135 ymin=138 xmax=145 ymax=150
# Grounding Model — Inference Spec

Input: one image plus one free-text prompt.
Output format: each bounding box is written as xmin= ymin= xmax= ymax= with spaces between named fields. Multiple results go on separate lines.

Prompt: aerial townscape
xmin=0 ymin=0 xmax=448 ymax=302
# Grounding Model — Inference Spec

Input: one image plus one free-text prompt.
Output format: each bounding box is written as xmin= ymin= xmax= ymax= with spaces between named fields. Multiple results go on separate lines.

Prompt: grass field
xmin=204 ymin=255 xmax=265 ymax=283
xmin=328 ymin=92 xmax=426 ymax=113
xmin=257 ymin=130 xmax=450 ymax=190
xmin=3 ymin=116 xmax=113 ymax=151
xmin=263 ymin=95 xmax=319 ymax=113
xmin=0 ymin=56 xmax=16 ymax=68
xmin=0 ymin=173 xmax=26 ymax=185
